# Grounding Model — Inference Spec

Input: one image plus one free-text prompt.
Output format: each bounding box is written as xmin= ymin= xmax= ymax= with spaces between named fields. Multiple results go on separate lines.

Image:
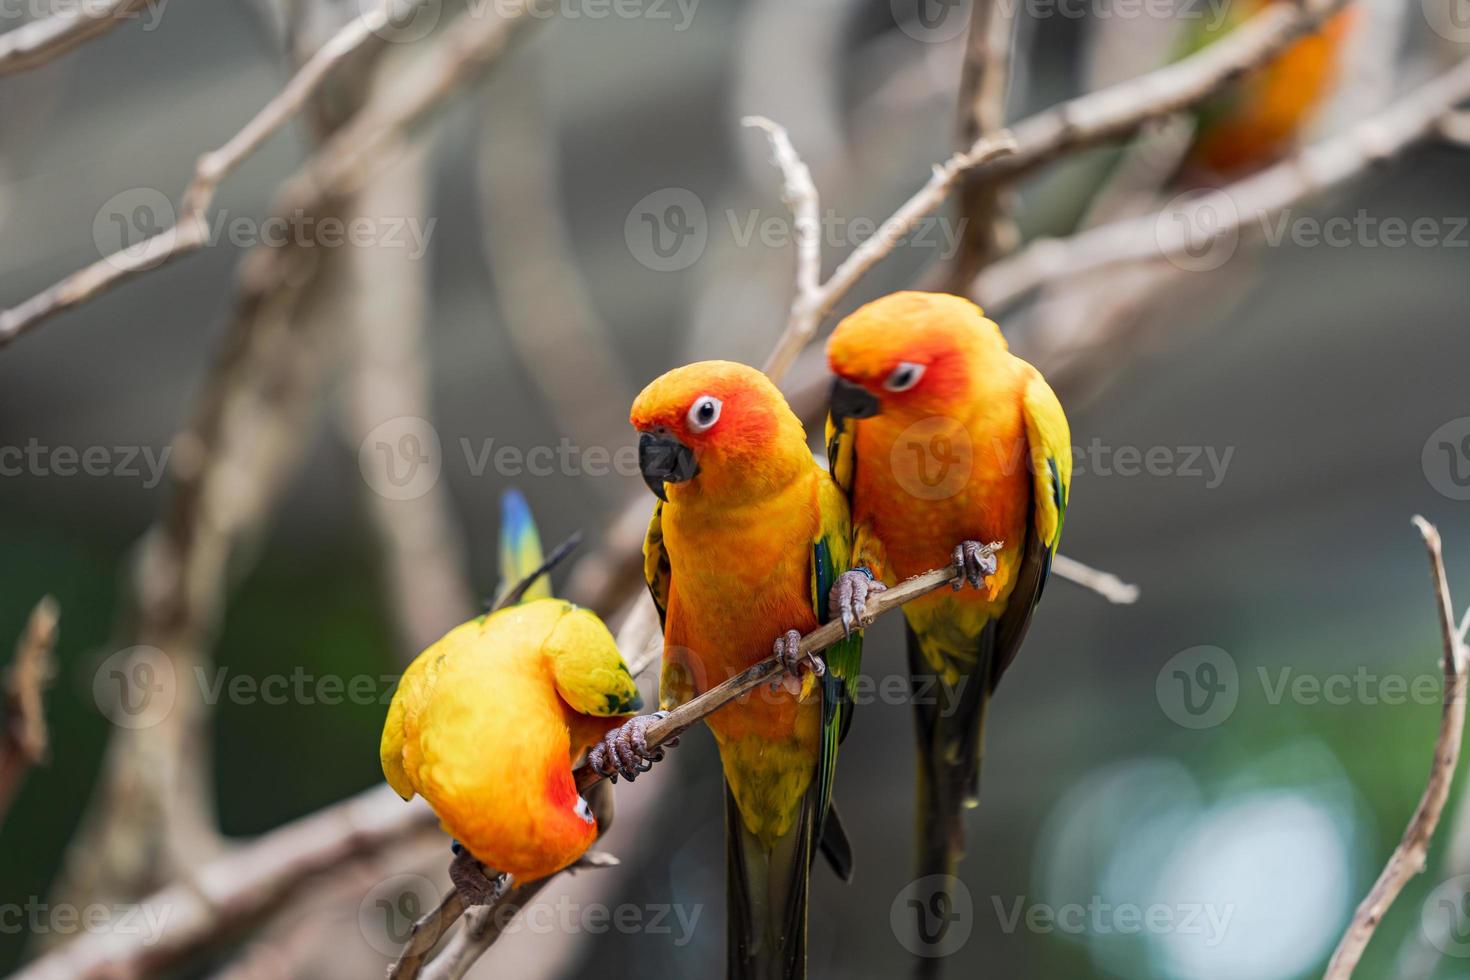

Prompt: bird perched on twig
xmin=825 ymin=292 xmax=1071 ymax=976
xmin=592 ymin=360 xmax=869 ymax=980
xmin=380 ymin=490 xmax=642 ymax=884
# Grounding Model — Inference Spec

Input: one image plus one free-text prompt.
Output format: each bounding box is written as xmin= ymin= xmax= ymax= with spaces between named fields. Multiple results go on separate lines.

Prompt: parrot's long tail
xmin=906 ymin=622 xmax=995 ymax=980
xmin=725 ymin=783 xmax=814 ymax=980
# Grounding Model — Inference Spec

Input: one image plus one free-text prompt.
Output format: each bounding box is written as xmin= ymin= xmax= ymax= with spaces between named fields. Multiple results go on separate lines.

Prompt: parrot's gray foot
xmin=829 ymin=567 xmax=886 ymax=637
xmin=952 ymin=540 xmax=999 ymax=590
xmin=772 ymin=627 xmax=823 ymax=688
xmin=588 ymin=711 xmax=673 ymax=783
xmin=450 ymin=848 xmax=511 ymax=906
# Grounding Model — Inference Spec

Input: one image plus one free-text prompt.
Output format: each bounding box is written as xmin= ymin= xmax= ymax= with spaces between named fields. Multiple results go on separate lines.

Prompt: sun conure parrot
xmin=1178 ymin=0 xmax=1358 ymax=179
xmin=824 ymin=292 xmax=1070 ymax=964
xmin=380 ymin=490 xmax=642 ymax=883
xmin=589 ymin=360 xmax=869 ymax=980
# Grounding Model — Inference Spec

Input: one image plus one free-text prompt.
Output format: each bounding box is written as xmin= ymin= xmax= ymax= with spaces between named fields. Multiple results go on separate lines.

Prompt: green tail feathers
xmin=726 ymin=786 xmax=814 ymax=980
xmin=905 ymin=621 xmax=995 ymax=884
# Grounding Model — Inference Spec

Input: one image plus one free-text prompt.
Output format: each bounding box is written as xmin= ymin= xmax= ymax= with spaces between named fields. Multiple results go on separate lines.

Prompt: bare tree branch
xmin=0 ymin=596 xmax=58 ymax=827
xmin=13 ymin=785 xmax=439 ymax=980
xmin=1323 ymin=517 xmax=1469 ymax=980
xmin=1049 ymin=555 xmax=1138 ymax=606
xmin=0 ymin=0 xmax=148 ymax=76
xmin=976 ymin=55 xmax=1470 ymax=312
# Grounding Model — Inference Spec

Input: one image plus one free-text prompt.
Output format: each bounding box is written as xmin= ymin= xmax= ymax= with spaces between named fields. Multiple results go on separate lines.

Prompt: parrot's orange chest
xmin=854 ymin=394 xmax=1031 ymax=609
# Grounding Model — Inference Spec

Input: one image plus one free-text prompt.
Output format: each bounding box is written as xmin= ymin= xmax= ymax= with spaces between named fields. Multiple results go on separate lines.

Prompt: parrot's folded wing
xmin=545 ymin=604 xmax=643 ymax=717
xmin=991 ymin=369 xmax=1072 ymax=686
xmin=381 ymin=643 xmax=442 ymax=800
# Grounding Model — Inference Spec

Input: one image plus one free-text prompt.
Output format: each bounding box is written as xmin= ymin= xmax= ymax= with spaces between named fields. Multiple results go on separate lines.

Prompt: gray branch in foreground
xmin=0 ymin=0 xmax=148 ymax=76
xmin=1322 ymin=518 xmax=1469 ymax=980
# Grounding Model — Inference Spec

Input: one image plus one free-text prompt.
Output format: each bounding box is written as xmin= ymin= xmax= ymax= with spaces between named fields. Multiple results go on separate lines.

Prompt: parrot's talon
xmin=449 ymin=849 xmax=510 ymax=907
xmin=591 ymin=712 xmax=672 ymax=782
xmin=773 ymin=628 xmax=822 ymax=680
xmin=953 ymin=541 xmax=998 ymax=591
xmin=830 ymin=567 xmax=886 ymax=634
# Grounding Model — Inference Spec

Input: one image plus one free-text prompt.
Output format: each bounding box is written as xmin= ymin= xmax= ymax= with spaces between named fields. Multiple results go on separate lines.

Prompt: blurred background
xmin=3 ymin=0 xmax=1470 ymax=977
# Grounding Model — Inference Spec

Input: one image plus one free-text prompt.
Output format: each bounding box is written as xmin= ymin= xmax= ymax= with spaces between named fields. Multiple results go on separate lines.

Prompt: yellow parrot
xmin=380 ymin=490 xmax=642 ymax=883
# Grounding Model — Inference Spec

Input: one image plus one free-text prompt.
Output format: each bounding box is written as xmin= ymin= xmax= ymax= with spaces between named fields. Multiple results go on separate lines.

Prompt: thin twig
xmin=0 ymin=0 xmax=425 ymax=348
xmin=1322 ymin=517 xmax=1468 ymax=979
xmin=1049 ymin=554 xmax=1139 ymax=606
xmin=0 ymin=597 xmax=59 ymax=827
xmin=0 ymin=0 xmax=148 ymax=76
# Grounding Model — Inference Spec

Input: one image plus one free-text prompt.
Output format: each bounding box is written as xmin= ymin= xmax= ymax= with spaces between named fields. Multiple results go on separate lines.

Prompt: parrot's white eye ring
xmin=575 ymin=796 xmax=595 ymax=824
xmin=883 ymin=362 xmax=926 ymax=392
xmin=687 ymin=395 xmax=722 ymax=432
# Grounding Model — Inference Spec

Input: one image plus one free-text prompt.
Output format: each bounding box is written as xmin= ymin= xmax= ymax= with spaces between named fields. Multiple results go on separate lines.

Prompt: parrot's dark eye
xmin=687 ymin=395 xmax=722 ymax=432
xmin=883 ymin=362 xmax=926 ymax=392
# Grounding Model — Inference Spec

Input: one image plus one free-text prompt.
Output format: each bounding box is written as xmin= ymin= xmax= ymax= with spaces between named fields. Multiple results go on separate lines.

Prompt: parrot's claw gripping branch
xmin=449 ymin=849 xmax=512 ymax=907
xmin=953 ymin=540 xmax=1001 ymax=591
xmin=773 ymin=628 xmax=823 ymax=686
xmin=588 ymin=710 xmax=674 ymax=783
xmin=831 ymin=568 xmax=886 ymax=638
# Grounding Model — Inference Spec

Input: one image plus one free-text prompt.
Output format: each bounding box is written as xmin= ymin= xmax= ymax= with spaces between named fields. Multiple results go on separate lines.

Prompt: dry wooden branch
xmin=1322 ymin=517 xmax=1469 ymax=979
xmin=0 ymin=596 xmax=59 ymax=827
xmin=0 ymin=0 xmax=427 ymax=348
xmin=12 ymin=785 xmax=439 ymax=980
xmin=976 ymin=55 xmax=1470 ymax=312
xmin=0 ymin=0 xmax=149 ymax=76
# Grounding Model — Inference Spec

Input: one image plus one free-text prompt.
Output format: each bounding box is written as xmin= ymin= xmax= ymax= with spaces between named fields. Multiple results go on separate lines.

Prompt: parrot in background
xmin=380 ymin=490 xmax=642 ymax=883
xmin=824 ymin=292 xmax=1070 ymax=974
xmin=1178 ymin=0 xmax=1359 ymax=180
xmin=589 ymin=360 xmax=870 ymax=980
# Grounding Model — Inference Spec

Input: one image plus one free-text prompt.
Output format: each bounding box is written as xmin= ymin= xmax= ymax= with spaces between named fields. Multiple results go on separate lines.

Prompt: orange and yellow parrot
xmin=590 ymin=360 xmax=867 ymax=980
xmin=824 ymin=292 xmax=1070 ymax=960
xmin=1179 ymin=0 xmax=1358 ymax=179
xmin=380 ymin=491 xmax=642 ymax=883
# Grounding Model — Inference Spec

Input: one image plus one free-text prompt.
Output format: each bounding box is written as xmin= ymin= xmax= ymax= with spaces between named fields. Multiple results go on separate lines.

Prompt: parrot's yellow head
xmin=629 ymin=360 xmax=809 ymax=504
xmin=825 ymin=291 xmax=1008 ymax=424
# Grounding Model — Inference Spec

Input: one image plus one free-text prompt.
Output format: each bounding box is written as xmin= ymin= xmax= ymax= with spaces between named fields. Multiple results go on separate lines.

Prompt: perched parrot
xmin=824 ymin=292 xmax=1070 ymax=964
xmin=590 ymin=360 xmax=868 ymax=980
xmin=1179 ymin=0 xmax=1358 ymax=179
xmin=380 ymin=490 xmax=642 ymax=883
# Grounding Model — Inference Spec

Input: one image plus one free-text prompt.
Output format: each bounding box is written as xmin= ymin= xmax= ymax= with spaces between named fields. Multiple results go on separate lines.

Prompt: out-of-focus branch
xmin=1323 ymin=517 xmax=1468 ymax=980
xmin=13 ymin=785 xmax=439 ymax=980
xmin=939 ymin=0 xmax=1017 ymax=293
xmin=1050 ymin=555 xmax=1138 ymax=605
xmin=0 ymin=0 xmax=148 ymax=76
xmin=976 ymin=55 xmax=1470 ymax=312
xmin=0 ymin=596 xmax=58 ymax=827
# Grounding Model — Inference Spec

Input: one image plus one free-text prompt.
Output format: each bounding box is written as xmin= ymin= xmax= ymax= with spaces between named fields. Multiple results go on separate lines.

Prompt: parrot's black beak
xmin=829 ymin=377 xmax=881 ymax=424
xmin=638 ymin=431 xmax=698 ymax=502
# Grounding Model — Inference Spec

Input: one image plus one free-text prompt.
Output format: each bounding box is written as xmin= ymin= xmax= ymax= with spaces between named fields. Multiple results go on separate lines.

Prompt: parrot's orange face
xmin=825 ymin=291 xmax=1004 ymax=425
xmin=630 ymin=360 xmax=807 ymax=503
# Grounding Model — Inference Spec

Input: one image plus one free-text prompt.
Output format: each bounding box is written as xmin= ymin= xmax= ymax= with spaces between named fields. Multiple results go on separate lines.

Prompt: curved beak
xmin=829 ymin=377 xmax=881 ymax=425
xmin=638 ymin=431 xmax=698 ymax=501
